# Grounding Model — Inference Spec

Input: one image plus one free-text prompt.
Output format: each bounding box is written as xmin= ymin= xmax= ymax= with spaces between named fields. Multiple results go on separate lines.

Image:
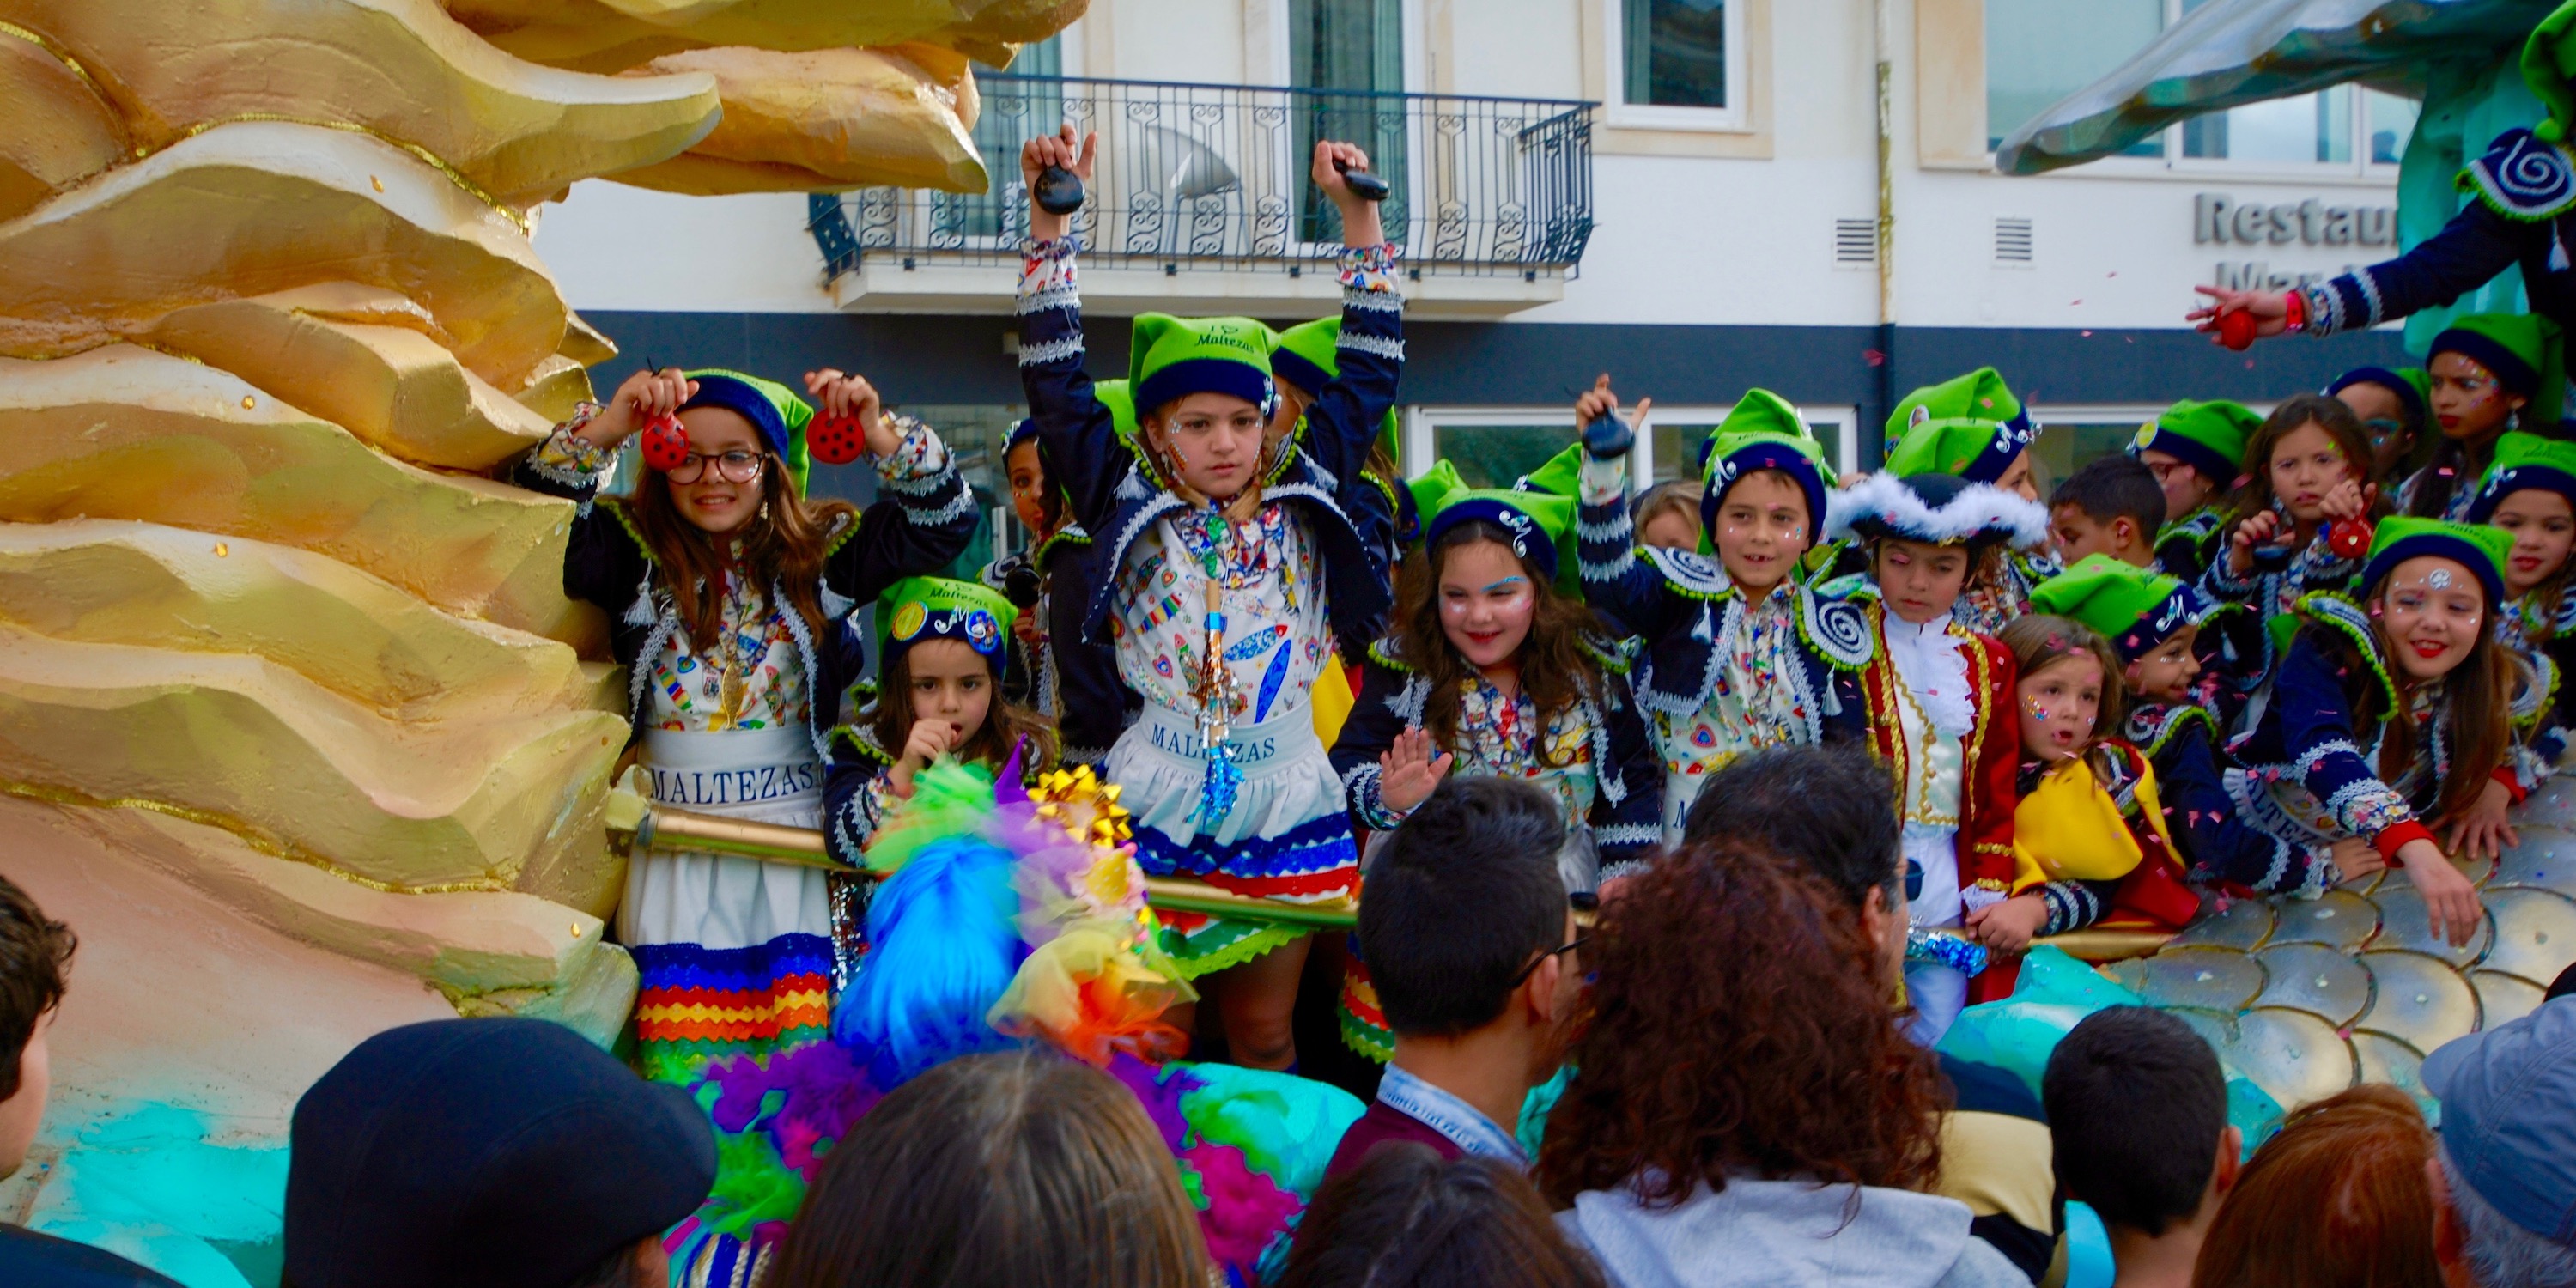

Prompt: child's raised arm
xmin=807 ymin=368 xmax=977 ymax=608
xmin=1568 ymin=376 xmax=1688 ymax=640
xmin=1013 ymin=125 xmax=1126 ymax=532
xmin=1293 ymin=139 xmax=1405 ymax=490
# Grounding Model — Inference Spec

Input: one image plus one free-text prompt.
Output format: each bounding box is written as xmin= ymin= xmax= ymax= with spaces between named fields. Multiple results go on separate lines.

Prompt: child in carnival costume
xmin=1565 ymin=379 xmax=1876 ymax=847
xmin=2401 ymin=313 xmax=2566 ymax=520
xmin=2328 ymin=366 xmax=2437 ymax=487
xmin=2128 ymin=398 xmax=2258 ymax=583
xmin=2032 ymin=556 xmax=2293 ymax=898
xmin=1821 ymin=471 xmax=2051 ymax=1036
xmin=1858 ymin=368 xmax=2055 ymax=636
xmin=671 ymin=755 xmax=1365 ymax=1285
xmin=2197 ymin=395 xmax=2384 ymax=716
xmin=2463 ymin=432 xmax=2576 ymax=772
xmin=2225 ymin=519 xmax=2543 ymax=951
xmin=513 ymin=365 xmax=973 ymax=1085
xmin=1968 ymin=614 xmax=2201 ymax=994
xmin=989 ymin=383 xmax=1136 ymax=768
xmin=819 ymin=576 xmax=1061 ymax=976
xmin=1013 ymin=125 xmax=1403 ymax=1071
xmin=1328 ymin=471 xmax=1659 ymax=1060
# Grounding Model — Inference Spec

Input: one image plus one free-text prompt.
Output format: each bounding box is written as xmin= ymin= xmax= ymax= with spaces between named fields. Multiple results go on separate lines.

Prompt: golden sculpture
xmin=0 ymin=0 xmax=1080 ymax=1276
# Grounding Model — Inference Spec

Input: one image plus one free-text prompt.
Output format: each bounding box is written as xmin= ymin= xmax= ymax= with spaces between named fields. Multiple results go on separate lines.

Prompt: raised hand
xmin=803 ymin=369 xmax=896 ymax=457
xmin=1021 ymin=125 xmax=1097 ymax=243
xmin=1310 ymin=139 xmax=1386 ymax=248
xmin=1377 ymin=726 xmax=1455 ymax=817
xmin=580 ymin=366 xmax=696 ymax=450
xmin=2188 ymin=285 xmax=2291 ymax=346
xmin=1574 ymin=374 xmax=1649 ymax=459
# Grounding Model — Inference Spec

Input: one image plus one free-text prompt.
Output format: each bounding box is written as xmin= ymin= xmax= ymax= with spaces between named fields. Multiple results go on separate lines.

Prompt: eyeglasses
xmin=1510 ymin=935 xmax=1589 ymax=986
xmin=667 ymin=450 xmax=765 ymax=483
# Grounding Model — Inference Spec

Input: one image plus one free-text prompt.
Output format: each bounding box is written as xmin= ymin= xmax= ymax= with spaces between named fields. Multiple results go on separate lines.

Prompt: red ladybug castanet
xmin=808 ymin=415 xmax=868 ymax=466
xmin=639 ymin=415 xmax=690 ymax=473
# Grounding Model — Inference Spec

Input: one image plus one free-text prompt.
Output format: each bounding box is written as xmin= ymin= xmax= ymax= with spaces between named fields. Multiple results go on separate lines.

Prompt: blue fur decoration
xmin=831 ymin=834 xmax=1029 ymax=1086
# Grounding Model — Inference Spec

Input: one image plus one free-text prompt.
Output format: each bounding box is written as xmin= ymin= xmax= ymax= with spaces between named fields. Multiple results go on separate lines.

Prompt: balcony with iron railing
xmin=807 ymin=75 xmax=1598 ymax=320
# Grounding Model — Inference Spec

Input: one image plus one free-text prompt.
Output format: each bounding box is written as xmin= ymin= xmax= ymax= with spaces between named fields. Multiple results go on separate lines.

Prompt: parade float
xmin=0 ymin=1 xmax=1073 ymax=1281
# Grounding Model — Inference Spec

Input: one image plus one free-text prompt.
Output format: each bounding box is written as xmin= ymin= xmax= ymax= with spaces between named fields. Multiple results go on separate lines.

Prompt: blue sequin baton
xmin=1906 ymin=925 xmax=1989 ymax=977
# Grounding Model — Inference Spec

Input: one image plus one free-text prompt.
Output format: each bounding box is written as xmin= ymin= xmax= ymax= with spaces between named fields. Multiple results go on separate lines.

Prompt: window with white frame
xmin=1406 ymin=405 xmax=1859 ymax=494
xmin=1606 ymin=0 xmax=1747 ymax=129
xmin=2024 ymin=402 xmax=2275 ymax=495
xmin=1987 ymin=0 xmax=2415 ymax=175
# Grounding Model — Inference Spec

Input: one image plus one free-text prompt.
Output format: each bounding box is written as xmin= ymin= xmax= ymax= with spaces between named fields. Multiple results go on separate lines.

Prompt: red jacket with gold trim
xmin=1856 ymin=602 xmax=2020 ymax=901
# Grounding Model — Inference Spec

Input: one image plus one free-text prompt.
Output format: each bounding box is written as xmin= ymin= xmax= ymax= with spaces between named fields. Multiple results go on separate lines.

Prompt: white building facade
xmin=535 ymin=0 xmax=2417 ymax=561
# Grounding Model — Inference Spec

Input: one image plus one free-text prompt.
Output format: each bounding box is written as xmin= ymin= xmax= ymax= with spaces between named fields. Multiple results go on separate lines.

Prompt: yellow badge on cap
xmin=2133 ymin=422 xmax=2158 ymax=451
xmin=891 ymin=599 xmax=929 ymax=641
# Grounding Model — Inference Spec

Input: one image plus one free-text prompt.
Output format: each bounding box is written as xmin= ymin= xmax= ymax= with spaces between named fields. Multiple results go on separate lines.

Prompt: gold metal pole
xmin=611 ymin=802 xmax=1361 ymax=930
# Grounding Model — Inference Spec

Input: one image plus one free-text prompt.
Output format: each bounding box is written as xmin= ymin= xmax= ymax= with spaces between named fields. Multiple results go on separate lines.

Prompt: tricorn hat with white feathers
xmin=1823 ymin=471 xmax=2050 ymax=552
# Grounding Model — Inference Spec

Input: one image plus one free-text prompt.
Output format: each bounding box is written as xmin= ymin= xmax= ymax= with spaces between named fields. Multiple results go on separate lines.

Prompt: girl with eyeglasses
xmin=2401 ymin=314 xmax=2564 ymax=521
xmin=513 ymin=364 xmax=975 ymax=1086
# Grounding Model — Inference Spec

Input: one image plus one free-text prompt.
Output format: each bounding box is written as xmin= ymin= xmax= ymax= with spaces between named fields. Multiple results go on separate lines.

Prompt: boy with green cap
xmin=2194 ymin=0 xmax=2576 ymax=349
xmin=1010 ymin=124 xmax=1402 ymax=1073
xmin=2128 ymin=398 xmax=2259 ymax=582
xmin=1567 ymin=376 xmax=1874 ymax=846
xmin=2030 ymin=556 xmax=2291 ymax=897
xmin=512 ymin=362 xmax=975 ymax=1084
xmin=2407 ymin=312 xmax=2568 ymax=520
xmin=2225 ymin=519 xmax=2537 ymax=950
xmin=1867 ymin=368 xmax=2057 ymax=635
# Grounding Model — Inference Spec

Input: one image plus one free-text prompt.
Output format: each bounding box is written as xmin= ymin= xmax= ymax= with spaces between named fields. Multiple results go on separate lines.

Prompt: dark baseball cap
xmin=284 ymin=1018 xmax=716 ymax=1288
xmin=2425 ymin=997 xmax=2576 ymax=1247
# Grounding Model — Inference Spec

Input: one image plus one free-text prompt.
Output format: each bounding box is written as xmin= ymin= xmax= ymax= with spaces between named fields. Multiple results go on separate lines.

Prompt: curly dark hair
xmin=1392 ymin=519 xmax=1605 ymax=767
xmin=1536 ymin=840 xmax=1947 ymax=1208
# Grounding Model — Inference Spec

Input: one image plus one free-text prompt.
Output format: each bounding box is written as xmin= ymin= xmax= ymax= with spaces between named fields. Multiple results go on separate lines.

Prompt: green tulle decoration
xmin=700 ymin=1119 xmax=810 ymax=1235
xmin=864 ymin=756 xmax=999 ymax=876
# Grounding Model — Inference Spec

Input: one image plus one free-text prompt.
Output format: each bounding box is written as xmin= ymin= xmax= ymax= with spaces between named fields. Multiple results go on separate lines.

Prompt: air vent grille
xmin=1995 ymin=216 xmax=2035 ymax=265
xmin=1834 ymin=217 xmax=1877 ymax=267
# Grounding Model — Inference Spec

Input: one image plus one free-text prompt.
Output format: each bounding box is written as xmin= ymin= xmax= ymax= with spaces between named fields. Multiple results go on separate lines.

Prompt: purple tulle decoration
xmin=700 ymin=1042 xmax=886 ymax=1182
xmin=1107 ymin=1052 xmax=1197 ymax=1152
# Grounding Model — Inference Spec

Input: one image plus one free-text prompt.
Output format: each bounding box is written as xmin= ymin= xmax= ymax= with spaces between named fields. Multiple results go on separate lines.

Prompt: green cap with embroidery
xmin=2029 ymin=555 xmax=2211 ymax=660
xmin=2526 ymin=0 xmax=2576 ymax=144
xmin=1128 ymin=313 xmax=1277 ymax=417
xmin=2429 ymin=313 xmax=2567 ymax=423
xmin=2128 ymin=398 xmax=2261 ymax=490
xmin=1882 ymin=368 xmax=2038 ymax=486
xmin=1095 ymin=377 xmax=1139 ymax=453
xmin=1701 ymin=390 xmax=1830 ymax=550
xmin=2469 ymin=430 xmax=2576 ymax=522
xmin=2358 ymin=516 xmax=2513 ymax=608
xmin=679 ymin=368 xmax=817 ymax=496
xmin=1414 ymin=465 xmax=1581 ymax=593
xmin=876 ymin=575 xmax=1018 ymax=683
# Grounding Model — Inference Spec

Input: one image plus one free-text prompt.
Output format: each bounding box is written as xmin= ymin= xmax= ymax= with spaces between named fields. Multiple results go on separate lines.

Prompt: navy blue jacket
xmin=1016 ymin=246 xmax=1403 ymax=652
xmin=1328 ymin=639 xmax=1663 ymax=866
xmin=510 ymin=442 xmax=976 ymax=762
xmin=2303 ymin=128 xmax=2576 ymax=337
xmin=986 ymin=526 xmax=1133 ymax=765
xmin=2122 ymin=701 xmax=2288 ymax=893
